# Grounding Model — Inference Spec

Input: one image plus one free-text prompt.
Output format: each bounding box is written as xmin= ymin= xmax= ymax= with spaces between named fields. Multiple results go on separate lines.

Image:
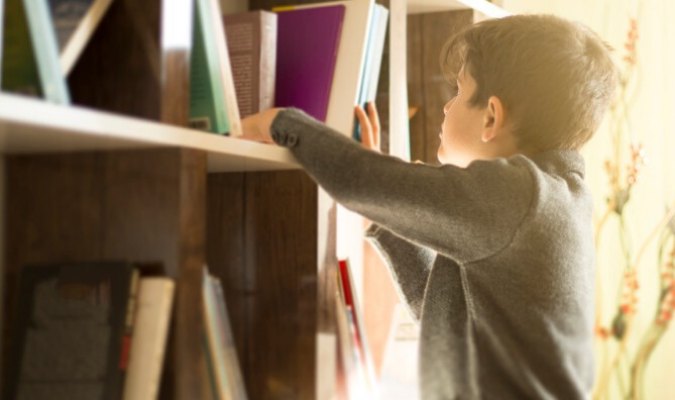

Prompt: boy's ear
xmin=482 ymin=96 xmax=506 ymax=142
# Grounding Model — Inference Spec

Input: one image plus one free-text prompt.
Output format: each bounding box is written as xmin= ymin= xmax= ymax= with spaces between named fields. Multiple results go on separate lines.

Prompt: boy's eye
xmin=450 ymin=84 xmax=460 ymax=98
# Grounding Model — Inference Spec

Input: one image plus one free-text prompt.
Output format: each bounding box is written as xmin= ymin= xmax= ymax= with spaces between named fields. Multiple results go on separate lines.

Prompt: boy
xmin=241 ymin=14 xmax=616 ymax=400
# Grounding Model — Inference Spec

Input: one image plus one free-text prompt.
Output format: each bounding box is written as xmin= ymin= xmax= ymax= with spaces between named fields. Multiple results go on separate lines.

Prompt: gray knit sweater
xmin=271 ymin=108 xmax=596 ymax=400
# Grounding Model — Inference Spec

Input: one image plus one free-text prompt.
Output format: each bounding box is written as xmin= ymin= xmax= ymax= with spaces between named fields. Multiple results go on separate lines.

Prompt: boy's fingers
xmin=367 ymin=101 xmax=381 ymax=135
xmin=366 ymin=102 xmax=381 ymax=149
xmin=355 ymin=105 xmax=374 ymax=149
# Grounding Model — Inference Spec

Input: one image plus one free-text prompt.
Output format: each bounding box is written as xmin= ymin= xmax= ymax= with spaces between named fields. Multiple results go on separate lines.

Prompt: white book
xmin=354 ymin=3 xmax=389 ymax=140
xmin=202 ymin=267 xmax=236 ymax=400
xmin=203 ymin=0 xmax=243 ymax=137
xmin=123 ymin=277 xmax=176 ymax=400
xmin=293 ymin=0 xmax=375 ymax=137
xmin=365 ymin=5 xmax=388 ymax=103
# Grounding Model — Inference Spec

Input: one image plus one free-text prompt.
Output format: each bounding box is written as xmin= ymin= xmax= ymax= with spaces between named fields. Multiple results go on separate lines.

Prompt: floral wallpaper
xmin=504 ymin=0 xmax=675 ymax=398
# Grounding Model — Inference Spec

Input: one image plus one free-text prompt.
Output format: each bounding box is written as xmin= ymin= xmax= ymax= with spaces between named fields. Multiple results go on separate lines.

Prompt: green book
xmin=189 ymin=0 xmax=229 ymax=135
xmin=1 ymin=0 xmax=70 ymax=103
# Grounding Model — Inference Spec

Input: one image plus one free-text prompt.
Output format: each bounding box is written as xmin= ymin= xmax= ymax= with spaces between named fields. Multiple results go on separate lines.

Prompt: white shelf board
xmin=0 ymin=94 xmax=300 ymax=172
xmin=408 ymin=0 xmax=510 ymax=17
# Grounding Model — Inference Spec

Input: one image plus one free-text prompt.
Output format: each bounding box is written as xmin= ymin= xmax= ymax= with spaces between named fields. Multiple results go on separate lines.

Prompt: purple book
xmin=274 ymin=5 xmax=345 ymax=122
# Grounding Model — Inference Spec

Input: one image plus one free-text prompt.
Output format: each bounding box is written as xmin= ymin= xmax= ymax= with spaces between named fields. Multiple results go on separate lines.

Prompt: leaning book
xmin=202 ymin=266 xmax=248 ymax=400
xmin=1 ymin=0 xmax=70 ymax=103
xmin=189 ymin=0 xmax=243 ymax=136
xmin=122 ymin=277 xmax=175 ymax=400
xmin=3 ymin=262 xmax=139 ymax=400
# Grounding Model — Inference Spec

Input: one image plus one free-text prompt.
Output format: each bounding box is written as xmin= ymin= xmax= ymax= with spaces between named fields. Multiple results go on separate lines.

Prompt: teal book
xmin=352 ymin=4 xmax=388 ymax=141
xmin=189 ymin=0 xmax=229 ymax=135
xmin=1 ymin=0 xmax=70 ymax=103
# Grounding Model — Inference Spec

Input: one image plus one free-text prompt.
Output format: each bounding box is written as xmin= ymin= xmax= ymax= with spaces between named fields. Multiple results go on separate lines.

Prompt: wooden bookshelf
xmin=408 ymin=0 xmax=510 ymax=16
xmin=0 ymin=0 xmax=509 ymax=399
xmin=0 ymin=94 xmax=299 ymax=172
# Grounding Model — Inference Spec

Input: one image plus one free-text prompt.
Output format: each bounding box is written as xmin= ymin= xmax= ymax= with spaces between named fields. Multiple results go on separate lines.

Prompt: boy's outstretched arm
xmin=241 ymin=107 xmax=534 ymax=264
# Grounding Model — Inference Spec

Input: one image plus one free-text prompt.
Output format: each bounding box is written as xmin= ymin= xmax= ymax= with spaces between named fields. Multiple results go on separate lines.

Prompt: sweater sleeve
xmin=365 ymin=223 xmax=435 ymax=323
xmin=271 ymin=108 xmax=535 ymax=264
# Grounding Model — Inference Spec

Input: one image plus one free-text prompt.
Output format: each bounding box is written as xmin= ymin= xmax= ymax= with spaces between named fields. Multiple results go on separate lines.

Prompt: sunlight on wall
xmin=503 ymin=1 xmax=675 ymax=398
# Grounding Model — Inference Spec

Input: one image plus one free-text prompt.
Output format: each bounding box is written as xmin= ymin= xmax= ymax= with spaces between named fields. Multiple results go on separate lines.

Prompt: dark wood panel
xmin=206 ymin=173 xmax=248 ymax=375
xmin=68 ymin=0 xmax=191 ymax=126
xmin=173 ymin=149 xmax=208 ymax=400
xmin=244 ymin=171 xmax=318 ymax=400
xmin=207 ymin=170 xmax=328 ymax=400
xmin=408 ymin=10 xmax=474 ymax=164
xmin=3 ymin=148 xmax=208 ymax=400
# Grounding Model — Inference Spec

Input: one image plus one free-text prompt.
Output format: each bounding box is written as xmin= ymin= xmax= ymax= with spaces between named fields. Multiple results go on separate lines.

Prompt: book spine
xmin=206 ymin=0 xmax=242 ymax=136
xmin=202 ymin=268 xmax=235 ymax=400
xmin=123 ymin=278 xmax=176 ymax=400
xmin=259 ymin=12 xmax=277 ymax=112
xmin=21 ymin=0 xmax=70 ymax=103
xmin=120 ymin=269 xmax=140 ymax=371
xmin=147 ymin=281 xmax=174 ymax=400
xmin=211 ymin=277 xmax=248 ymax=400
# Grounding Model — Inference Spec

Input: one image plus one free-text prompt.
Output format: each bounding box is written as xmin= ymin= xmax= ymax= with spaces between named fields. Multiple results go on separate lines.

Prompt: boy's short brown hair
xmin=441 ymin=14 xmax=618 ymax=153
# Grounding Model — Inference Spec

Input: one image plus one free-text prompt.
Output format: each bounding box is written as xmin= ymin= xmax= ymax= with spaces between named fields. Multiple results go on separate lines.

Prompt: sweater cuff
xmin=365 ymin=222 xmax=384 ymax=239
xmin=270 ymin=108 xmax=315 ymax=148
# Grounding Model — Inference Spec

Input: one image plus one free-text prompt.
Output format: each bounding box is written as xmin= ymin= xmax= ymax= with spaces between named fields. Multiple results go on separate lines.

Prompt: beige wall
xmin=504 ymin=1 xmax=675 ymax=398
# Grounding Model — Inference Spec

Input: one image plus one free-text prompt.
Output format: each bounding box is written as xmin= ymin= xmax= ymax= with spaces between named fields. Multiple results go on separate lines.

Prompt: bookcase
xmin=0 ymin=1 xmax=508 ymax=400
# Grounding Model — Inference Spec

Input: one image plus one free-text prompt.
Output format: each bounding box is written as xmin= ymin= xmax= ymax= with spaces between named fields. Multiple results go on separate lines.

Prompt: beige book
xmin=123 ymin=277 xmax=175 ymax=400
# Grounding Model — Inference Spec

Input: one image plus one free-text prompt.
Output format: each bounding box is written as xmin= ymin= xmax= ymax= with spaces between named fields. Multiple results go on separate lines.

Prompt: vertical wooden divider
xmin=207 ymin=170 xmax=338 ymax=400
xmin=3 ymin=148 xmax=207 ymax=400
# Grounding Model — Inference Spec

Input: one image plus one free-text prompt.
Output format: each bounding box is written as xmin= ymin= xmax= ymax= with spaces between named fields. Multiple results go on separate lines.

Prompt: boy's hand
xmin=240 ymin=108 xmax=285 ymax=144
xmin=355 ymin=101 xmax=381 ymax=153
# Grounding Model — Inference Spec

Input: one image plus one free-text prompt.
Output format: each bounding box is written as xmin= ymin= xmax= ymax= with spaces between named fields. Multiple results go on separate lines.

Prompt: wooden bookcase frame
xmin=0 ymin=0 xmax=508 ymax=399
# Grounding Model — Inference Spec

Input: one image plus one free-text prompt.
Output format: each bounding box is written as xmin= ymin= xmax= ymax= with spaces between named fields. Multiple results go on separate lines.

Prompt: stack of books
xmin=3 ymin=262 xmax=249 ymax=400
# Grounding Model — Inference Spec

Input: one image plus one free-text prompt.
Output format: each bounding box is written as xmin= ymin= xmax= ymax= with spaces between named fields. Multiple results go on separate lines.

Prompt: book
xmin=353 ymin=4 xmax=389 ymax=141
xmin=337 ymin=259 xmax=379 ymax=399
xmin=280 ymin=0 xmax=375 ymax=136
xmin=211 ymin=277 xmax=248 ymax=400
xmin=189 ymin=0 xmax=229 ymax=134
xmin=48 ymin=0 xmax=114 ymax=76
xmin=189 ymin=0 xmax=242 ymax=136
xmin=336 ymin=270 xmax=369 ymax=400
xmin=205 ymin=0 xmax=242 ymax=136
xmin=202 ymin=266 xmax=248 ymax=400
xmin=2 ymin=0 xmax=70 ymax=103
xmin=274 ymin=5 xmax=345 ymax=122
xmin=4 ymin=261 xmax=139 ymax=400
xmin=122 ymin=277 xmax=175 ymax=400
xmin=224 ymin=10 xmax=277 ymax=119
